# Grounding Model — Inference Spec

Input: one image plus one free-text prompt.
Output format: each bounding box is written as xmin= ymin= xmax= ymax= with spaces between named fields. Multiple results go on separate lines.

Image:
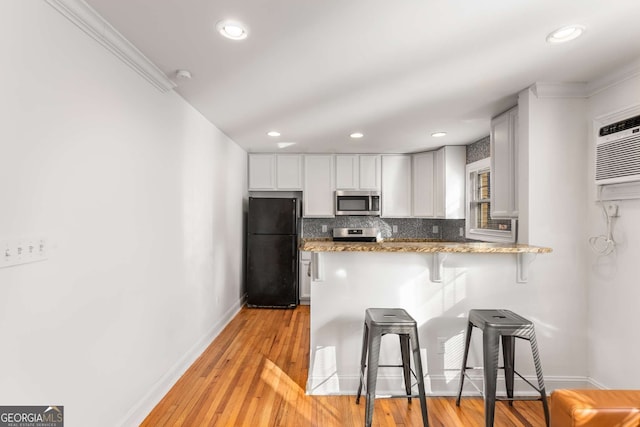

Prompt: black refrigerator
xmin=246 ymin=197 xmax=299 ymax=308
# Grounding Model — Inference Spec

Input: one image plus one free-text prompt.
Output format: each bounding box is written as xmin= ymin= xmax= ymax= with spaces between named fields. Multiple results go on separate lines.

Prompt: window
xmin=465 ymin=158 xmax=516 ymax=243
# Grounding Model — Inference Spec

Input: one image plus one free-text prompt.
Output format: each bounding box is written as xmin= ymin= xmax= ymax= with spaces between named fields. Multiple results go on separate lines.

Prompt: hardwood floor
xmin=142 ymin=306 xmax=547 ymax=426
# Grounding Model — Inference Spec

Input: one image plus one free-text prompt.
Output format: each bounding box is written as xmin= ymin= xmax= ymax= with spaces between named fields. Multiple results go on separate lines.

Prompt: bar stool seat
xmin=455 ymin=309 xmax=550 ymax=427
xmin=355 ymin=308 xmax=429 ymax=427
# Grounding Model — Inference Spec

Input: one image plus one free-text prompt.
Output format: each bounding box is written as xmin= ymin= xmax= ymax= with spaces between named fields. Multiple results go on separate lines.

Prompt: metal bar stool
xmin=455 ymin=309 xmax=550 ymax=427
xmin=355 ymin=308 xmax=429 ymax=427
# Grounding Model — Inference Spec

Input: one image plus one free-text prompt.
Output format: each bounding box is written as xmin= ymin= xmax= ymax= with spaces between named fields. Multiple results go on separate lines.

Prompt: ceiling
xmin=85 ymin=0 xmax=640 ymax=154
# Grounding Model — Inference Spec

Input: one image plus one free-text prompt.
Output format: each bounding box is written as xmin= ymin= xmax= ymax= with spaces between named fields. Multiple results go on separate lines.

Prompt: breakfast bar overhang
xmin=301 ymin=240 xmax=552 ymax=284
xmin=299 ymin=240 xmax=552 ymax=396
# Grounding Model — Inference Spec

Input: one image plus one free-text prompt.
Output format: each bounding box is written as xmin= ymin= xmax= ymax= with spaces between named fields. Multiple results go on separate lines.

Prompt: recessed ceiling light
xmin=431 ymin=132 xmax=447 ymax=138
xmin=546 ymin=25 xmax=585 ymax=44
xmin=267 ymin=131 xmax=281 ymax=137
xmin=350 ymin=132 xmax=364 ymax=139
xmin=216 ymin=20 xmax=248 ymax=40
xmin=277 ymin=142 xmax=296 ymax=149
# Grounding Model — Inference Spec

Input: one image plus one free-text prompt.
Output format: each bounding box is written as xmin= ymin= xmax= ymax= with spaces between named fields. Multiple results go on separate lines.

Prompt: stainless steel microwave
xmin=335 ymin=190 xmax=381 ymax=216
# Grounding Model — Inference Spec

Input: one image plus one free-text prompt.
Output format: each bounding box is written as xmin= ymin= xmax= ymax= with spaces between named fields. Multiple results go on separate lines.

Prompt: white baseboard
xmin=307 ymin=372 xmax=593 ymax=396
xmin=586 ymin=377 xmax=608 ymax=390
xmin=116 ymin=297 xmax=245 ymax=427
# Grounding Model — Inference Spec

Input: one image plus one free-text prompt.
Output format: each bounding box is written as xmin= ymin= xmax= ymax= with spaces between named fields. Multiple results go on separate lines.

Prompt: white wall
xmin=586 ymin=71 xmax=640 ymax=388
xmin=518 ymin=87 xmax=590 ymax=382
xmin=0 ymin=2 xmax=247 ymax=426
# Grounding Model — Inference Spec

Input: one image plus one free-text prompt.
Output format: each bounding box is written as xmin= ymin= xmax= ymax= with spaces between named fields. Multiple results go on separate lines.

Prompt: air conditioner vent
xmin=596 ymin=117 xmax=640 ymax=185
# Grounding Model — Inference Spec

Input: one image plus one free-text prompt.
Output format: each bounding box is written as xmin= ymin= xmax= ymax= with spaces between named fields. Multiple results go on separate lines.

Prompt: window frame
xmin=465 ymin=158 xmax=517 ymax=243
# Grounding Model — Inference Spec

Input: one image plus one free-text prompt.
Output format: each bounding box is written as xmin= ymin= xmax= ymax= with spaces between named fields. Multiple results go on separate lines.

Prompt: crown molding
xmin=45 ymin=0 xmax=177 ymax=93
xmin=530 ymin=82 xmax=588 ymax=99
xmin=586 ymin=58 xmax=640 ymax=97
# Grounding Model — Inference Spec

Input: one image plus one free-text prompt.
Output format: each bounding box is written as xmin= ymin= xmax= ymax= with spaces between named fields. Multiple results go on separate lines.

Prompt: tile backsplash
xmin=302 ymin=217 xmax=468 ymax=241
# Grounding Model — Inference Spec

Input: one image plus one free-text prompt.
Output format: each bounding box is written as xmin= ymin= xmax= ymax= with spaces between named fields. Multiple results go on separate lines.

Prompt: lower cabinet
xmin=299 ymin=251 xmax=311 ymax=304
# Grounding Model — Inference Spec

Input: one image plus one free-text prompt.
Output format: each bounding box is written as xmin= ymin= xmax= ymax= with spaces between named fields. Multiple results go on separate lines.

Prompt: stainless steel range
xmin=332 ymin=227 xmax=381 ymax=242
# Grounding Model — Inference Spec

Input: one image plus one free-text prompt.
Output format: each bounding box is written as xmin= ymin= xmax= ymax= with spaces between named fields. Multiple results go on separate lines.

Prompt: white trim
xmin=465 ymin=158 xmax=517 ymax=243
xmin=587 ymin=58 xmax=640 ymax=97
xmin=45 ymin=0 xmax=177 ymax=93
xmin=116 ymin=298 xmax=245 ymax=427
xmin=531 ymin=82 xmax=588 ymax=99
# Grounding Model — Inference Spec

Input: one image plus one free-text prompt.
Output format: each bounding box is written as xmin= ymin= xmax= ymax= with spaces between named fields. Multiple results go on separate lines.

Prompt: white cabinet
xmin=412 ymin=151 xmax=435 ymax=217
xmin=381 ymin=155 xmax=412 ymax=217
xmin=411 ymin=147 xmax=465 ymax=219
xmin=434 ymin=146 xmax=466 ymax=219
xmin=490 ymin=107 xmax=518 ymax=218
xmin=299 ymin=251 xmax=311 ymax=305
xmin=359 ymin=155 xmax=381 ymax=190
xmin=303 ymin=155 xmax=335 ymax=217
xmin=248 ymin=154 xmax=275 ymax=190
xmin=276 ymin=154 xmax=303 ymax=190
xmin=248 ymin=154 xmax=302 ymax=190
xmin=336 ymin=155 xmax=359 ymax=189
xmin=335 ymin=154 xmax=381 ymax=190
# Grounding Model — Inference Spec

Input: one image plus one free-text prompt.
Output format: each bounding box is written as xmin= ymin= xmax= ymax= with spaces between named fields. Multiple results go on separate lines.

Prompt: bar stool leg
xmin=529 ymin=331 xmax=550 ymax=427
xmin=483 ymin=329 xmax=500 ymax=427
xmin=410 ymin=330 xmax=429 ymax=427
xmin=501 ymin=335 xmax=515 ymax=407
xmin=356 ymin=322 xmax=369 ymax=404
xmin=456 ymin=321 xmax=474 ymax=406
xmin=364 ymin=331 xmax=382 ymax=427
xmin=399 ymin=334 xmax=412 ymax=403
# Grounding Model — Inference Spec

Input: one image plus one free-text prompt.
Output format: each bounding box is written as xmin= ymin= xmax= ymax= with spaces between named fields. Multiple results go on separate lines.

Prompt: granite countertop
xmin=299 ymin=239 xmax=552 ymax=254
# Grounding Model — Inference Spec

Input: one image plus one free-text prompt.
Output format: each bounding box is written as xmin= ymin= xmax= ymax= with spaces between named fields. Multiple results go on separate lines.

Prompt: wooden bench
xmin=550 ymin=389 xmax=640 ymax=426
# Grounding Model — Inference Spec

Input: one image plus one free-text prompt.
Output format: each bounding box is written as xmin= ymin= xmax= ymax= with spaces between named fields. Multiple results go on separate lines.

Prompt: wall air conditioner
xmin=596 ymin=114 xmax=640 ymax=185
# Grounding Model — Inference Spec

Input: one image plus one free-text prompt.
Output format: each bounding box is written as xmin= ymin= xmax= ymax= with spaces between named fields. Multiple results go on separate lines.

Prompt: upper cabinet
xmin=412 ymin=147 xmax=465 ymax=219
xmin=490 ymin=107 xmax=518 ymax=218
xmin=276 ymin=154 xmax=303 ymax=190
xmin=303 ymin=155 xmax=335 ymax=217
xmin=335 ymin=154 xmax=381 ymax=190
xmin=412 ymin=151 xmax=435 ymax=217
xmin=248 ymin=154 xmax=302 ymax=191
xmin=250 ymin=150 xmax=465 ymax=219
xmin=249 ymin=154 xmax=276 ymax=190
xmin=434 ymin=146 xmax=466 ymax=219
xmin=381 ymin=155 xmax=412 ymax=217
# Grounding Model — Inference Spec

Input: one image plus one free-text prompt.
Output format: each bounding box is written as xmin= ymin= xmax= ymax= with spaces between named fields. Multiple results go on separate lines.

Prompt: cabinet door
xmin=276 ymin=154 xmax=303 ymax=190
xmin=442 ymin=146 xmax=466 ymax=219
xmin=490 ymin=107 xmax=518 ymax=218
xmin=249 ymin=154 xmax=275 ymax=190
xmin=412 ymin=152 xmax=435 ymax=217
xmin=434 ymin=149 xmax=445 ymax=218
xmin=335 ymin=155 xmax=359 ymax=189
xmin=299 ymin=252 xmax=311 ymax=304
xmin=381 ymin=155 xmax=412 ymax=217
xmin=303 ymin=155 xmax=335 ymax=217
xmin=359 ymin=155 xmax=381 ymax=190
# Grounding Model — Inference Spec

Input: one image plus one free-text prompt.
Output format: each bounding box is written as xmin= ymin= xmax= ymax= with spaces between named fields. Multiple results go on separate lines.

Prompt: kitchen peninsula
xmin=300 ymin=238 xmax=551 ymax=396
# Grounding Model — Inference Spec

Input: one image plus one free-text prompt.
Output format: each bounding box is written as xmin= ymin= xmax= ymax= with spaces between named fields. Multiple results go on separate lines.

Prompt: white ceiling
xmin=85 ymin=0 xmax=640 ymax=154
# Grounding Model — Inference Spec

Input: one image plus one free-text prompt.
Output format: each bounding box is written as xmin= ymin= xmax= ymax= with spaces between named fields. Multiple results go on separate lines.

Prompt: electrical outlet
xmin=459 ymin=227 xmax=464 ymax=237
xmin=437 ymin=337 xmax=447 ymax=354
xmin=392 ymin=225 xmax=398 ymax=233
xmin=321 ymin=225 xmax=328 ymax=233
xmin=432 ymin=225 xmax=439 ymax=234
